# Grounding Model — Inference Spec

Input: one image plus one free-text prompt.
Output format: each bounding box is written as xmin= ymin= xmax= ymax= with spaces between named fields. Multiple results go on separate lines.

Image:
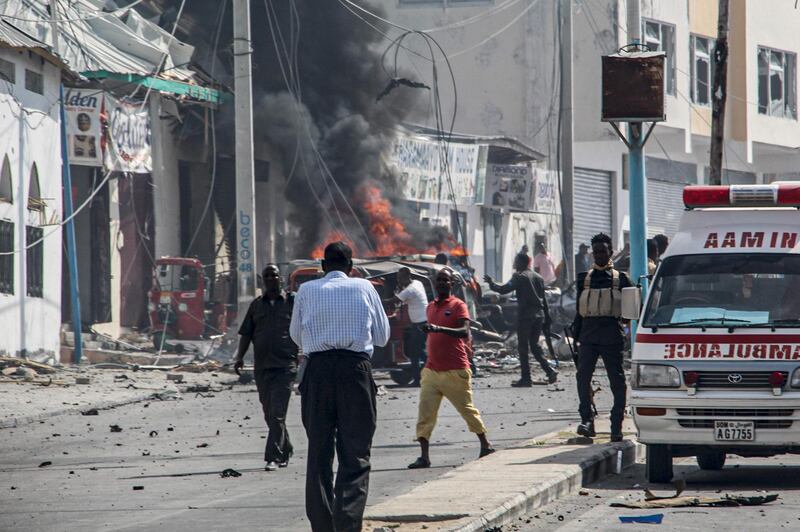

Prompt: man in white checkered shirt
xmin=290 ymin=241 xmax=390 ymax=532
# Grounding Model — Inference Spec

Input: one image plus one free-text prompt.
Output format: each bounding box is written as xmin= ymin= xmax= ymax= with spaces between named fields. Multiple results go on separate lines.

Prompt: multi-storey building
xmin=378 ymin=0 xmax=800 ymax=279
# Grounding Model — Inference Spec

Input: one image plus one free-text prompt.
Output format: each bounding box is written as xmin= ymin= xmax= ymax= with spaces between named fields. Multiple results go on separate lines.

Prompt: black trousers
xmin=403 ymin=323 xmax=426 ymax=384
xmin=576 ymin=343 xmax=627 ymax=432
xmin=300 ymin=351 xmax=377 ymax=532
xmin=255 ymin=367 xmax=295 ymax=463
xmin=517 ymin=316 xmax=555 ymax=381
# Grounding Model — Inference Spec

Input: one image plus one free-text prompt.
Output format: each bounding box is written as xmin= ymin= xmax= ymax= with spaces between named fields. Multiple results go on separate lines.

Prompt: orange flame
xmin=309 ymin=183 xmax=470 ymax=260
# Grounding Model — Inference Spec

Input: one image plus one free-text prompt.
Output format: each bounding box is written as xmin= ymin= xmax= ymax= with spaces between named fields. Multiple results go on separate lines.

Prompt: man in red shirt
xmin=408 ymin=268 xmax=495 ymax=469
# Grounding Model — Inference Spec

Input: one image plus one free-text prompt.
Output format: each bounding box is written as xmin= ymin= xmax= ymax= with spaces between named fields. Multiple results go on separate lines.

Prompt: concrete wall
xmin=0 ymin=48 xmax=62 ymax=359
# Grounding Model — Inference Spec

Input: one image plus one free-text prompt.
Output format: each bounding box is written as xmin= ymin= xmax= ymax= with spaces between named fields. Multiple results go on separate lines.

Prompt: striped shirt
xmin=290 ymin=270 xmax=391 ymax=357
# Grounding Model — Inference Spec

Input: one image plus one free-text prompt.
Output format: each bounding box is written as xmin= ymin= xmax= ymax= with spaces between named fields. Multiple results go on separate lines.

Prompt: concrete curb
xmin=449 ymin=438 xmax=644 ymax=532
xmin=0 ymin=389 xmax=179 ymax=429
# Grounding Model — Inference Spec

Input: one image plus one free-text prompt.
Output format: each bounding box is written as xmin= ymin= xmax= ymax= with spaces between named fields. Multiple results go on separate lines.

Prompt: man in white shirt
xmin=391 ymin=267 xmax=428 ymax=387
xmin=290 ymin=242 xmax=390 ymax=532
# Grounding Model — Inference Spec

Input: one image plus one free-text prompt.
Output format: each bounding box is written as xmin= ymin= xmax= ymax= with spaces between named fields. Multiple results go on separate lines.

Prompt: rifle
xmin=563 ymin=326 xmax=579 ymax=367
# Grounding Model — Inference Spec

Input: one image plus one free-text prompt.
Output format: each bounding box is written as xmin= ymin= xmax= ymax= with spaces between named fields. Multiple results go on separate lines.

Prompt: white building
xmin=0 ymin=27 xmax=71 ymax=360
xmin=376 ymin=0 xmax=800 ymax=277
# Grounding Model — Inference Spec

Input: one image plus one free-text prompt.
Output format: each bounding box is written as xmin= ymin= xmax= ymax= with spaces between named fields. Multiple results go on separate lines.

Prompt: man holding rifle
xmin=484 ymin=252 xmax=558 ymax=386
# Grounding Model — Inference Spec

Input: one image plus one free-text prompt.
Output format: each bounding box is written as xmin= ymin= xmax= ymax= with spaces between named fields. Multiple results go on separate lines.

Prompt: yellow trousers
xmin=415 ymin=367 xmax=488 ymax=441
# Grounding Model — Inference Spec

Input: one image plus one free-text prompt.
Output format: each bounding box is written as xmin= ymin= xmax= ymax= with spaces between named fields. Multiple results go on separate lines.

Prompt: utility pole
xmin=59 ymin=84 xmax=83 ymax=362
xmin=709 ymin=0 xmax=730 ymax=185
xmin=559 ymin=0 xmax=575 ymax=283
xmin=232 ymin=0 xmax=257 ymax=328
xmin=626 ymin=0 xmax=649 ymax=312
xmin=49 ymin=0 xmax=59 ymax=54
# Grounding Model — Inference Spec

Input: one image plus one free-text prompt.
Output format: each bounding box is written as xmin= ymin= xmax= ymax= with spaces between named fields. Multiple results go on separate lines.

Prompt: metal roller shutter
xmin=647 ymin=179 xmax=685 ymax=237
xmin=573 ymin=167 xmax=613 ymax=250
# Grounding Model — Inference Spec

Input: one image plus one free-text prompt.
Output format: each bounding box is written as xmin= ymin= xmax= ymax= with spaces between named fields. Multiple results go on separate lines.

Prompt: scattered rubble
xmin=220 ymin=468 xmax=242 ymax=478
xmin=38 ymin=461 xmax=52 ymax=467
xmin=109 ymin=425 xmax=123 ymax=433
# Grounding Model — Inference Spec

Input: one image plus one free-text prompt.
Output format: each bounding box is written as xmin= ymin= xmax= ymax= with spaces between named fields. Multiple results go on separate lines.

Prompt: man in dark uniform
xmin=572 ymin=233 xmax=631 ymax=442
xmin=235 ymin=264 xmax=298 ymax=471
xmin=484 ymin=252 xmax=557 ymax=387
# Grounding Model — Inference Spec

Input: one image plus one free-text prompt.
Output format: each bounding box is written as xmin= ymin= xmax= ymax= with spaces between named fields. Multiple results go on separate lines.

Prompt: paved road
xmin=510 ymin=453 xmax=800 ymax=531
xmin=0 ymin=368 xmax=608 ymax=531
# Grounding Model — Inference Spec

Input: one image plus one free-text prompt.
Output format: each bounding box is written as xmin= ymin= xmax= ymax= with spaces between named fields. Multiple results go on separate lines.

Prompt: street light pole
xmin=232 ymin=0 xmax=257 ymax=327
xmin=626 ymin=0 xmax=649 ymax=321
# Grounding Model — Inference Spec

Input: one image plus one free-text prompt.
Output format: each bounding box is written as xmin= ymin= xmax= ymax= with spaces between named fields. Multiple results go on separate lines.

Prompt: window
xmin=0 ymin=155 xmax=11 ymax=203
xmin=26 ymin=225 xmax=42 ymax=298
xmin=691 ymin=35 xmax=713 ymax=106
xmin=24 ymin=69 xmax=43 ymax=95
xmin=27 ymin=163 xmax=43 ymax=211
xmin=758 ymin=47 xmax=797 ymax=119
xmin=643 ymin=19 xmax=676 ymax=95
xmin=643 ymin=254 xmax=800 ymax=328
xmin=0 ymin=58 xmax=15 ymax=84
xmin=0 ymin=220 xmax=12 ymax=295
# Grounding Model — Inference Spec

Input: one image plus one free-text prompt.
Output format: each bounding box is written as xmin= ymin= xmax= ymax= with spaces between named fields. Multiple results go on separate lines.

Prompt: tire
xmin=646 ymin=444 xmax=673 ymax=483
xmin=390 ymin=368 xmax=413 ymax=387
xmin=697 ymin=451 xmax=726 ymax=471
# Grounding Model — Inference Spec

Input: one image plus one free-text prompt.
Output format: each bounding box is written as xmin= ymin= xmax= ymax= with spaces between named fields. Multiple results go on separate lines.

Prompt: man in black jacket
xmin=572 ymin=233 xmax=631 ymax=442
xmin=235 ymin=264 xmax=298 ymax=471
xmin=485 ymin=253 xmax=557 ymax=387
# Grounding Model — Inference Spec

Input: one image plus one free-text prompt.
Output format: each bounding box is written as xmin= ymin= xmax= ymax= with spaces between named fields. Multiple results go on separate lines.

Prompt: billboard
xmin=64 ymin=88 xmax=103 ymax=167
xmin=105 ymin=96 xmax=152 ymax=174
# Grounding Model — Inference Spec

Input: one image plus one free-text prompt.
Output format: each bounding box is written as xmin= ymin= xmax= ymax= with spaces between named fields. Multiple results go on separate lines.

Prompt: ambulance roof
xmin=662 ymin=208 xmax=800 ymax=259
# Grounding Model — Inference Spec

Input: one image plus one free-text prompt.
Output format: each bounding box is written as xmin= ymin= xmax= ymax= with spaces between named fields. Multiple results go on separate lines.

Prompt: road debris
xmin=75 ymin=376 xmax=91 ymax=385
xmin=220 ymin=468 xmax=242 ymax=478
xmin=149 ymin=430 xmax=158 ymax=437
xmin=38 ymin=461 xmax=52 ymax=467
xmin=132 ymin=486 xmax=144 ymax=491
xmin=611 ymin=489 xmax=779 ymax=509
xmin=618 ymin=514 xmax=664 ymax=524
xmin=109 ymin=424 xmax=123 ymax=433
xmin=166 ymin=373 xmax=184 ymax=383
xmin=196 ymin=443 xmax=209 ymax=448
xmin=81 ymin=409 xmax=99 ymax=416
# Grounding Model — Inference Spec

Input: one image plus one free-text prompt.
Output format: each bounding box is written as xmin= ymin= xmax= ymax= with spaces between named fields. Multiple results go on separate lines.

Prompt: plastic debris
xmin=619 ymin=514 xmax=664 ymax=524
xmin=220 ymin=468 xmax=242 ymax=478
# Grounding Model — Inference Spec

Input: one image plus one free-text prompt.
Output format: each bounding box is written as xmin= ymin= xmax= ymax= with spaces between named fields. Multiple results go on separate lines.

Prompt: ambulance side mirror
xmin=621 ymin=287 xmax=642 ymax=320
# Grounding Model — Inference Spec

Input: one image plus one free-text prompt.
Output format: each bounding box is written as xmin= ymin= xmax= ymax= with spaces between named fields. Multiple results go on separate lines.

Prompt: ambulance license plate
xmin=714 ymin=421 xmax=754 ymax=441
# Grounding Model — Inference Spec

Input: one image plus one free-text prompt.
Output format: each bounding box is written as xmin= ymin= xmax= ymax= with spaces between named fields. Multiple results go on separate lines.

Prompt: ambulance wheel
xmin=390 ymin=369 xmax=413 ymax=387
xmin=697 ymin=451 xmax=726 ymax=471
xmin=646 ymin=444 xmax=673 ymax=483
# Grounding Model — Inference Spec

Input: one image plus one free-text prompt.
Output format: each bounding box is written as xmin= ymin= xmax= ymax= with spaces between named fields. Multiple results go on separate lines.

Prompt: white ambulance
xmin=624 ymin=183 xmax=800 ymax=482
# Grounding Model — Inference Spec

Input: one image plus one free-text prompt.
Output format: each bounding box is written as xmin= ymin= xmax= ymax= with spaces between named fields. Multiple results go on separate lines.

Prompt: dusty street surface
xmin=510 ymin=454 xmax=799 ymax=531
xmin=0 ymin=368 xmax=611 ymax=531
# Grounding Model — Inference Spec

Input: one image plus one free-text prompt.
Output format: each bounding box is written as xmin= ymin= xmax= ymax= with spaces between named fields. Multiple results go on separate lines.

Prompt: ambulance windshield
xmin=643 ymin=253 xmax=800 ymax=328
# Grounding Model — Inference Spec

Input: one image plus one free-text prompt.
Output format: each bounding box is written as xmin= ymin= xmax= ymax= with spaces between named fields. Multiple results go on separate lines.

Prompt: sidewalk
xmin=0 ymin=363 xmax=239 ymax=429
xmin=364 ymin=419 xmax=643 ymax=532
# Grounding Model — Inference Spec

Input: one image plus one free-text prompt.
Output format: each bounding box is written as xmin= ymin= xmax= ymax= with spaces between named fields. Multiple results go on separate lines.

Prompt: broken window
xmin=643 ymin=19 xmax=676 ymax=95
xmin=0 ymin=220 xmax=12 ymax=295
xmin=691 ymin=35 xmax=713 ymax=106
xmin=26 ymin=225 xmax=43 ymax=298
xmin=758 ymin=46 xmax=797 ymax=119
xmin=24 ymin=69 xmax=43 ymax=95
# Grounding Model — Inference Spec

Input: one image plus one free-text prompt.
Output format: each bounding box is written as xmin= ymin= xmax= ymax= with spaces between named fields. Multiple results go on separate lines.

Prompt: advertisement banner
xmin=532 ymin=168 xmax=559 ymax=213
xmin=105 ymin=96 xmax=152 ymax=173
xmin=390 ymin=133 xmax=480 ymax=204
xmin=484 ymin=163 xmax=533 ymax=211
xmin=64 ymin=87 xmax=103 ymax=167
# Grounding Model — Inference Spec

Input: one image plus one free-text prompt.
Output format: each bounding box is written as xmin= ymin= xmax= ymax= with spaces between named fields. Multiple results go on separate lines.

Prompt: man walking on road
xmin=290 ymin=242 xmax=390 ymax=532
xmin=235 ymin=264 xmax=297 ymax=471
xmin=572 ymin=233 xmax=631 ymax=443
xmin=408 ymin=268 xmax=494 ymax=469
xmin=484 ymin=253 xmax=558 ymax=387
xmin=390 ymin=267 xmax=428 ymax=387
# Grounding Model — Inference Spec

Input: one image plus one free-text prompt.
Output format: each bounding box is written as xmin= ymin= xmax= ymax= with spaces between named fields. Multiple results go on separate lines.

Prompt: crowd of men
xmin=236 ymin=233 xmax=653 ymax=532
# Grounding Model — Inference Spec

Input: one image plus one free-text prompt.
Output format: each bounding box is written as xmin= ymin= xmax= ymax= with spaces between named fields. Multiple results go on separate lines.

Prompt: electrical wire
xmin=264 ymin=0 xmax=376 ymax=253
xmin=183 ymin=0 xmax=226 ymax=257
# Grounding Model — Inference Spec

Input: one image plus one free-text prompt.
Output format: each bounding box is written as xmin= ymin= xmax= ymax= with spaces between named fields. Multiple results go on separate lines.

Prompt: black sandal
xmin=407 ymin=457 xmax=431 ymax=469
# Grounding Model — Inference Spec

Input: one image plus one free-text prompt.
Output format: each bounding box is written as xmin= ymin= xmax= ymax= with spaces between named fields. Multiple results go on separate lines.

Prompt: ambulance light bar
xmin=683 ymin=184 xmax=800 ymax=208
